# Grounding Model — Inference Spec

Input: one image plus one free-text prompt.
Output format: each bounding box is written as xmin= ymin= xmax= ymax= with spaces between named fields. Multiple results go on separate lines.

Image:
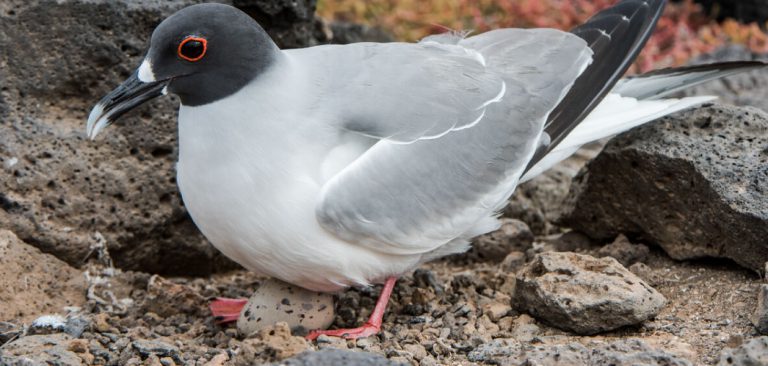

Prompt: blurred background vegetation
xmin=318 ymin=0 xmax=768 ymax=72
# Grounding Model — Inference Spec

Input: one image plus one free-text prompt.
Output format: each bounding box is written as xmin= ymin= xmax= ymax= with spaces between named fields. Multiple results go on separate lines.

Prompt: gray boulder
xmin=560 ymin=104 xmax=768 ymax=271
xmin=276 ymin=349 xmax=406 ymax=366
xmin=464 ymin=338 xmax=694 ymax=365
xmin=0 ymin=334 xmax=84 ymax=366
xmin=467 ymin=338 xmax=523 ymax=363
xmin=523 ymin=339 xmax=693 ymax=366
xmin=515 ymin=252 xmax=666 ymax=335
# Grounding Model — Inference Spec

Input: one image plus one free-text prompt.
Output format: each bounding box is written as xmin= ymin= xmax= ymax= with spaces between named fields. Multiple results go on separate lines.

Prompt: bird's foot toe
xmin=305 ymin=322 xmax=380 ymax=340
xmin=210 ymin=297 xmax=248 ymax=324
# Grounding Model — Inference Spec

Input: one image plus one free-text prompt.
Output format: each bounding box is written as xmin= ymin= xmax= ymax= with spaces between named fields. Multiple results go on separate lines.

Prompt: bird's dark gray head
xmin=86 ymin=3 xmax=277 ymax=139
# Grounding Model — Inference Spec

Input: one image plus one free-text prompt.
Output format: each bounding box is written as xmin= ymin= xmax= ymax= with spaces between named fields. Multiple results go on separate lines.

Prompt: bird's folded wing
xmin=311 ymin=41 xmax=505 ymax=143
xmin=313 ymin=30 xmax=592 ymax=255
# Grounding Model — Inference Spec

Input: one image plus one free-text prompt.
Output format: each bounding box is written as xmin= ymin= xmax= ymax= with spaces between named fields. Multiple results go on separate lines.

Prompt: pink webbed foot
xmin=305 ymin=276 xmax=397 ymax=341
xmin=210 ymin=297 xmax=247 ymax=324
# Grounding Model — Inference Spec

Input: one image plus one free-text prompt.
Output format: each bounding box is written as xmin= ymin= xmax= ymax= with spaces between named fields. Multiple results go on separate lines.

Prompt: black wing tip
xmin=526 ymin=0 xmax=669 ymax=171
xmin=630 ymin=60 xmax=768 ymax=79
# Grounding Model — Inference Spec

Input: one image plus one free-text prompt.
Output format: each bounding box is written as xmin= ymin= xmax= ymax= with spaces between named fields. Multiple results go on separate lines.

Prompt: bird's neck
xmin=176 ymin=54 xmax=330 ymax=181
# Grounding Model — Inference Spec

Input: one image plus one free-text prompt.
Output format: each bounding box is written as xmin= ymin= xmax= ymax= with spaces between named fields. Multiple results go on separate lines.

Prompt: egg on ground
xmin=236 ymin=278 xmax=335 ymax=336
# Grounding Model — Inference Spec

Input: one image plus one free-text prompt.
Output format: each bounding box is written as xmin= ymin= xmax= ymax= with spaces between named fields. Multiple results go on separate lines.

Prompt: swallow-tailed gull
xmin=87 ymin=0 xmax=766 ymax=339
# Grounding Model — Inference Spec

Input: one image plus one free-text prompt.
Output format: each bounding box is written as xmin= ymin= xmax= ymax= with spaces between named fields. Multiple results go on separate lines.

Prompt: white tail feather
xmin=520 ymin=93 xmax=716 ymax=182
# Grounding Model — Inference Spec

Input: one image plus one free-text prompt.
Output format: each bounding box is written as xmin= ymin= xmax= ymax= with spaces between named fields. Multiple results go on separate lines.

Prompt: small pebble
xmin=28 ymin=315 xmax=66 ymax=335
xmin=597 ymin=234 xmax=650 ymax=267
xmin=93 ymin=313 xmax=112 ymax=333
xmin=28 ymin=314 xmax=90 ymax=338
xmin=202 ymin=352 xmax=229 ymax=366
xmin=67 ymin=339 xmax=89 ymax=353
xmin=482 ymin=302 xmax=512 ymax=322
xmin=403 ymin=343 xmax=428 ymax=361
xmin=500 ymin=251 xmax=526 ymax=272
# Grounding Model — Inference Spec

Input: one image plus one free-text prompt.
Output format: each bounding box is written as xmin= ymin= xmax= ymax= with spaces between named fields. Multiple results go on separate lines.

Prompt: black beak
xmin=86 ymin=71 xmax=169 ymax=140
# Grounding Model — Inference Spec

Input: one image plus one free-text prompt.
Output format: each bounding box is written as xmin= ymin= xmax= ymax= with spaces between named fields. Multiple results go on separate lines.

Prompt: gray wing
xmin=314 ymin=29 xmax=592 ymax=255
xmin=310 ymin=41 xmax=506 ymax=143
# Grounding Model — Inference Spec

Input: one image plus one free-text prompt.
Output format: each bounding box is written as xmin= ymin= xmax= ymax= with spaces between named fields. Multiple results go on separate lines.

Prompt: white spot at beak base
xmin=137 ymin=58 xmax=156 ymax=83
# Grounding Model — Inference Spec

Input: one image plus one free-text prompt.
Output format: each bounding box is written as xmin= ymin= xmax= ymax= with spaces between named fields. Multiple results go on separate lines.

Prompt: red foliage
xmin=318 ymin=0 xmax=768 ymax=72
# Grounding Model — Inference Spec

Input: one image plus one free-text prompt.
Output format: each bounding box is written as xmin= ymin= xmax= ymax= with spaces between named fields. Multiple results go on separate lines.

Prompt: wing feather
xmin=311 ymin=30 xmax=592 ymax=254
xmin=525 ymin=0 xmax=667 ymax=172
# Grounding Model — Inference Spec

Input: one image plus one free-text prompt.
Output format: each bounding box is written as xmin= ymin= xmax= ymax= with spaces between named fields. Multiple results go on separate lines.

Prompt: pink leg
xmin=210 ymin=297 xmax=248 ymax=323
xmin=306 ymin=276 xmax=397 ymax=340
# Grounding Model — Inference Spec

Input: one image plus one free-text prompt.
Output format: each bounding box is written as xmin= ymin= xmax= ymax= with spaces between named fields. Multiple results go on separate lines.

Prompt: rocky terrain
xmin=1 ymin=1 xmax=768 ymax=365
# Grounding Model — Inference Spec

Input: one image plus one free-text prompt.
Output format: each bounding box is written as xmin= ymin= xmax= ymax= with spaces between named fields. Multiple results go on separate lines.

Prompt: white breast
xmin=175 ymin=56 xmax=420 ymax=292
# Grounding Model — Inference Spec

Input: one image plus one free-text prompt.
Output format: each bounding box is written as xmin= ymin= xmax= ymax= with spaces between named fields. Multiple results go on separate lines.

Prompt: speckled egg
xmin=237 ymin=278 xmax=335 ymax=336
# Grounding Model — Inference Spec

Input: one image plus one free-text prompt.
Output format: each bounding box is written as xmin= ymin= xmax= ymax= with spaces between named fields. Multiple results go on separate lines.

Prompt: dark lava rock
xmin=464 ymin=219 xmax=534 ymax=262
xmin=597 ymin=234 xmax=650 ymax=267
xmin=276 ymin=349 xmax=406 ymax=366
xmin=588 ymin=338 xmax=694 ymax=366
xmin=327 ymin=21 xmax=394 ymax=44
xmin=515 ymin=252 xmax=666 ymax=335
xmin=753 ymin=284 xmax=768 ymax=335
xmin=467 ymin=338 xmax=523 ymax=363
xmin=232 ymin=0 xmax=321 ymax=48
xmin=0 ymin=334 xmax=83 ymax=366
xmin=681 ymin=46 xmax=768 ymax=112
xmin=518 ymin=339 xmax=693 ymax=366
xmin=0 ymin=321 xmax=21 ymax=346
xmin=465 ymin=338 xmax=693 ymax=365
xmin=560 ymin=104 xmax=768 ymax=272
xmin=521 ymin=343 xmax=590 ymax=365
xmin=568 ymin=338 xmax=694 ymax=366
xmin=132 ymin=339 xmax=181 ymax=363
xmin=718 ymin=336 xmax=768 ymax=366
xmin=525 ymin=231 xmax=596 ymax=259
xmin=506 ymin=142 xmax=604 ymax=235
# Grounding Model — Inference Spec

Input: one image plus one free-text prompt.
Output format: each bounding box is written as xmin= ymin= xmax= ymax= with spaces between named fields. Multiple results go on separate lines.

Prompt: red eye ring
xmin=178 ymin=36 xmax=207 ymax=62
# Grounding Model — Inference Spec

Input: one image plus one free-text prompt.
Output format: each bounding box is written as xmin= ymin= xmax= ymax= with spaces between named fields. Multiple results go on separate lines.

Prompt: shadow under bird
xmin=86 ymin=0 xmax=767 ymax=339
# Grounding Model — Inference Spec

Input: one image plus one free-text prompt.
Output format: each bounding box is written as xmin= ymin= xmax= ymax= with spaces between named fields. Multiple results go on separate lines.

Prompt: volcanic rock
xmin=561 ymin=104 xmax=768 ymax=271
xmin=0 ymin=230 xmax=86 ymax=323
xmin=515 ymin=252 xmax=666 ymax=335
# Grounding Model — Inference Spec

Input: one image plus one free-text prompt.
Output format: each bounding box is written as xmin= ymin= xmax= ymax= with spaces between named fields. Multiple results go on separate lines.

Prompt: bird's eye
xmin=178 ymin=36 xmax=207 ymax=62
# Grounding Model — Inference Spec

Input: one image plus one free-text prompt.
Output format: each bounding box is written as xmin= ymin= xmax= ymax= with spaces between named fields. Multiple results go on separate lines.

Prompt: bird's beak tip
xmin=85 ymin=71 xmax=168 ymax=141
xmin=85 ymin=102 xmax=107 ymax=140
